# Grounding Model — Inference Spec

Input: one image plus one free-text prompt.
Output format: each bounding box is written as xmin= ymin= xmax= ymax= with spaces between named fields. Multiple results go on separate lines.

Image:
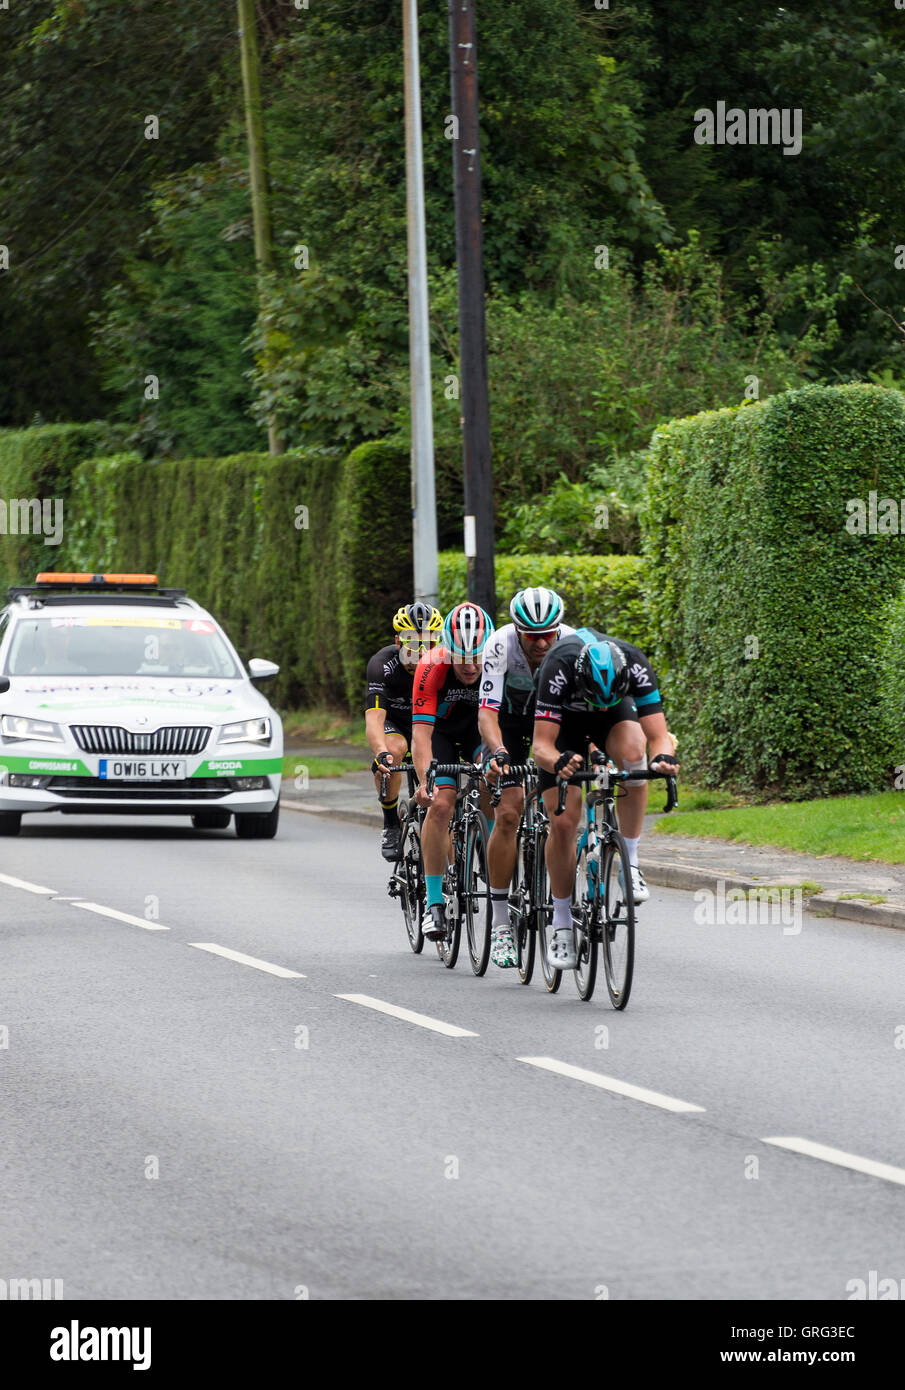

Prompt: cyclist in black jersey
xmin=532 ymin=626 xmax=679 ymax=969
xmin=365 ymin=602 xmax=442 ymax=860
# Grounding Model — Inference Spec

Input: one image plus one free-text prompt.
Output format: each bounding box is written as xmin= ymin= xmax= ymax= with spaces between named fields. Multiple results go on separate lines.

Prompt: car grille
xmin=70 ymin=724 xmax=211 ymax=755
xmin=48 ymin=777 xmax=229 ymax=801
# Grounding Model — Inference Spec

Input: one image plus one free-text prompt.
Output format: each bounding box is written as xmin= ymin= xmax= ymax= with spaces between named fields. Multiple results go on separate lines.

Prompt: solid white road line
xmin=0 ymin=872 xmax=57 ymax=896
xmin=189 ymin=943 xmax=305 ymax=978
xmin=71 ymin=901 xmax=170 ymax=932
xmin=335 ymin=993 xmax=478 ymax=1038
xmin=516 ymin=1056 xmax=706 ymax=1113
xmin=762 ymin=1136 xmax=905 ymax=1188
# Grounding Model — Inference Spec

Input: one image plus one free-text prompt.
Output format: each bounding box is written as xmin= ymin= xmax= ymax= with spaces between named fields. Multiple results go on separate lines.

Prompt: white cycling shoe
xmin=547 ymin=925 xmax=577 ymax=971
xmin=631 ymin=866 xmax=649 ymax=902
xmin=619 ymin=863 xmax=650 ymax=903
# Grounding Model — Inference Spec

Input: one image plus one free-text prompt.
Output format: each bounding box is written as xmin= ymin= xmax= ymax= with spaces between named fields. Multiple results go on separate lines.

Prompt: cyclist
xmin=365 ymin=601 xmax=442 ymax=860
xmin=412 ymin=603 xmax=495 ymax=942
xmin=478 ymin=587 xmax=574 ymax=969
xmin=531 ymin=627 xmax=679 ymax=969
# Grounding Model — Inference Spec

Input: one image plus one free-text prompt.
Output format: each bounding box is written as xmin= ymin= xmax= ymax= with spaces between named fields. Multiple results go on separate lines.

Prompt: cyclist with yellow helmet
xmin=365 ymin=601 xmax=442 ymax=860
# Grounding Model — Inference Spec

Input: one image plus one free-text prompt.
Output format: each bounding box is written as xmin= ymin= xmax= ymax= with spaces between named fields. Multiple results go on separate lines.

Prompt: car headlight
xmin=218 ymin=717 xmax=272 ymax=746
xmin=1 ymin=713 xmax=65 ymax=744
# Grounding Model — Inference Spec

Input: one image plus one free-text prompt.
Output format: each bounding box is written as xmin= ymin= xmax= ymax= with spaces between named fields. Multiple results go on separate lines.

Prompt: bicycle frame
xmin=426 ymin=760 xmax=494 ymax=970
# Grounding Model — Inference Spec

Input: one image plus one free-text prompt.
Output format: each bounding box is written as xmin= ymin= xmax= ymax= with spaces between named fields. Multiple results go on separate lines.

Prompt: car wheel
xmin=0 ymin=812 xmax=22 ymax=836
xmin=234 ymin=804 xmax=279 ymax=839
xmin=191 ymin=811 xmax=232 ymax=830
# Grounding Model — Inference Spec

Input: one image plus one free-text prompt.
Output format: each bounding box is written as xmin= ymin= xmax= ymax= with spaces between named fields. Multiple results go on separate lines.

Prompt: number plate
xmin=98 ymin=759 xmax=187 ymax=781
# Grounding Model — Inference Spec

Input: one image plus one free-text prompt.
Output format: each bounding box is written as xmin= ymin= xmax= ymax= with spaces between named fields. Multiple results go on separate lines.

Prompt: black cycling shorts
xmin=431 ymin=723 xmax=482 ymax=788
xmin=381 ymin=712 xmax=412 ymax=745
xmin=537 ymin=699 xmax=638 ymax=793
xmin=491 ymin=716 xmax=531 ymax=790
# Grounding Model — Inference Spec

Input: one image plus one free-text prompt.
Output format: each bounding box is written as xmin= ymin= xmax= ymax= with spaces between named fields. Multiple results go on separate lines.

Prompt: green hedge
xmin=879 ymin=585 xmax=905 ymax=766
xmin=53 ymin=444 xmax=411 ymax=709
xmin=438 ymin=551 xmax=650 ymax=649
xmin=643 ymin=384 xmax=905 ymax=796
xmin=0 ymin=422 xmax=114 ymax=586
xmin=335 ymin=441 xmax=413 ymax=708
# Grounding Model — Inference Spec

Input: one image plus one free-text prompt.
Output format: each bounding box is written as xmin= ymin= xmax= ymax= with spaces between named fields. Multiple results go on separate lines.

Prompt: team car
xmin=0 ymin=573 xmax=283 ymax=838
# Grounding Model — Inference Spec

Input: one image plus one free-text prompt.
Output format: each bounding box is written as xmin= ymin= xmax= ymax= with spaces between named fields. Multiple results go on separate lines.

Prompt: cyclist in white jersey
xmin=478 ymin=587 xmax=574 ymax=968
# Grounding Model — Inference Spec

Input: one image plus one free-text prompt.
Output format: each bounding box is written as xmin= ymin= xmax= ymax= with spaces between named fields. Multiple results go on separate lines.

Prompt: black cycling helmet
xmin=573 ymin=638 xmax=631 ymax=709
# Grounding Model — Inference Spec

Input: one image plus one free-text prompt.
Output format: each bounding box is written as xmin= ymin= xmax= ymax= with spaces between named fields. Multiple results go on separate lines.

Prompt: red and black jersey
xmin=412 ymin=646 xmax=480 ymax=737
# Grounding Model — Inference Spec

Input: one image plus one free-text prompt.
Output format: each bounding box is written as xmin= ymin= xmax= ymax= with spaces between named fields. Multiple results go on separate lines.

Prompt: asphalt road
xmin=2 ymin=808 xmax=905 ymax=1300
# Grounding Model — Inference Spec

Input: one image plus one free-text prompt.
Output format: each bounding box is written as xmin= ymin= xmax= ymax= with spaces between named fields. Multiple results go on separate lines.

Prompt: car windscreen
xmin=6 ymin=615 xmax=240 ymax=678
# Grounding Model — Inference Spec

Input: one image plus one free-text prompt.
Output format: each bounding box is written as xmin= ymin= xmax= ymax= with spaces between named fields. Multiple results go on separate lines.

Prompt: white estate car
xmin=0 ymin=573 xmax=283 ymax=838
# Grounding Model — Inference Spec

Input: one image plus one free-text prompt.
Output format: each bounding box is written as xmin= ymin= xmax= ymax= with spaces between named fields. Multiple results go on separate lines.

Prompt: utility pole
xmin=448 ymin=0 xmax=495 ymax=616
xmin=402 ymin=0 xmax=439 ymax=606
xmin=237 ymin=0 xmax=281 ymax=455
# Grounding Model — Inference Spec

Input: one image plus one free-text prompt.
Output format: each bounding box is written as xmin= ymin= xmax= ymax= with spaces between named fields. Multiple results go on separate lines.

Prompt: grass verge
xmin=282 ymin=754 xmax=370 ymax=780
xmin=652 ymin=791 xmax=905 ymax=863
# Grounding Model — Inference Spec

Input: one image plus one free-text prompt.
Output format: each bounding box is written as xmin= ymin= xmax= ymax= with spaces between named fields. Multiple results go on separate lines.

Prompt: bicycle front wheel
xmin=436 ymin=865 xmax=462 ymax=969
xmin=397 ymin=810 xmax=424 ymax=955
xmin=536 ymin=829 xmax=561 ymax=994
xmin=601 ymin=834 xmax=635 ymax=1009
xmin=573 ymin=835 xmax=599 ymax=1002
xmin=514 ymin=831 xmax=536 ymax=986
xmin=464 ymin=812 xmax=492 ymax=977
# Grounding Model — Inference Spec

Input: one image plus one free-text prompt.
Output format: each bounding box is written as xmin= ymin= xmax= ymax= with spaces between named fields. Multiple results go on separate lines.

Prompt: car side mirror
xmin=0 ymin=677 xmax=9 ymax=695
xmin=248 ymin=658 xmax=279 ymax=682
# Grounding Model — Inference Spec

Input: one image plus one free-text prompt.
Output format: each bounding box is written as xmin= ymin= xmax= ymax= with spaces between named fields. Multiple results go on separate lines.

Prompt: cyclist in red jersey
xmin=412 ymin=603 xmax=495 ymax=943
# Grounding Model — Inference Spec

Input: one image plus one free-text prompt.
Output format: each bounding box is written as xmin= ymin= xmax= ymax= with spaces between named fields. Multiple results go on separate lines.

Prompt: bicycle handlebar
xmin=554 ymin=765 xmax=677 ymax=816
xmin=377 ymin=753 xmax=414 ymax=801
xmin=425 ymin=760 xmax=486 ymax=797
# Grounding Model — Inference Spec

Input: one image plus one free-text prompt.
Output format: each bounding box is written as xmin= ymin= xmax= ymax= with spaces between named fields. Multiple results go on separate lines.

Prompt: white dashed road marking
xmin=0 ymin=872 xmax=57 ymax=896
xmin=762 ymin=1136 xmax=905 ymax=1188
xmin=188 ymin=943 xmax=305 ymax=978
xmin=517 ymin=1056 xmax=706 ymax=1113
xmin=71 ymin=902 xmax=170 ymax=932
xmin=335 ymin=993 xmax=478 ymax=1037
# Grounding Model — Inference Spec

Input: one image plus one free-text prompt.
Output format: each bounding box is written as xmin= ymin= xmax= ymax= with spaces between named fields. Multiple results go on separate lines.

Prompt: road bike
xmin=503 ymin=761 xmax=559 ymax=991
xmin=555 ymin=760 xmax=676 ymax=1008
xmin=384 ymin=756 xmax=425 ymax=954
xmin=424 ymin=760 xmax=494 ymax=974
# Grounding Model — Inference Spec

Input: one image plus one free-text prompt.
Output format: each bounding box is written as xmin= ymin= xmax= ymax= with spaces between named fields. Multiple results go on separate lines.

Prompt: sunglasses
xmin=519 ymin=628 xmax=560 ymax=642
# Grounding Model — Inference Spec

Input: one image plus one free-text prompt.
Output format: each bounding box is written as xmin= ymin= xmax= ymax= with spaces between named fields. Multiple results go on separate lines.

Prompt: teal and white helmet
xmin=509 ymin=586 xmax=565 ymax=633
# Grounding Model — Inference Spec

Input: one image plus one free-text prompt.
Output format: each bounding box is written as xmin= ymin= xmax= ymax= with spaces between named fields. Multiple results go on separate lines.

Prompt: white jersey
xmin=480 ymin=622 xmax=575 ymax=719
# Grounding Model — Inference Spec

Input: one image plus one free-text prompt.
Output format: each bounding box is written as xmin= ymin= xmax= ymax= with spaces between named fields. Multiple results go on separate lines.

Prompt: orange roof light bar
xmin=35 ymin=572 xmax=159 ymax=586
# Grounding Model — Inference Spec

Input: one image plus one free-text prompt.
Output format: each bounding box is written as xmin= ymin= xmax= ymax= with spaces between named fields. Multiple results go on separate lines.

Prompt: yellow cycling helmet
xmin=393 ymin=601 xmax=443 ymax=634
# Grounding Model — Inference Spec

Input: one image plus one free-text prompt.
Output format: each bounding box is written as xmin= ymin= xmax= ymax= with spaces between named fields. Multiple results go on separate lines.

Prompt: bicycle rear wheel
xmin=535 ymin=829 xmax=561 ymax=994
xmin=514 ymin=832 xmax=536 ymax=985
xmin=573 ymin=835 xmax=599 ymax=1001
xmin=601 ymin=834 xmax=635 ymax=1009
xmin=464 ymin=812 xmax=492 ymax=976
xmin=397 ymin=810 xmax=424 ymax=954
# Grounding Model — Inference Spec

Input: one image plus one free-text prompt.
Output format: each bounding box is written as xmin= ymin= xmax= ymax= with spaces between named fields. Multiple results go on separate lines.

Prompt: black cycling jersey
xmin=533 ymin=627 xmax=663 ymax=723
xmin=365 ymin=644 xmax=415 ymax=720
